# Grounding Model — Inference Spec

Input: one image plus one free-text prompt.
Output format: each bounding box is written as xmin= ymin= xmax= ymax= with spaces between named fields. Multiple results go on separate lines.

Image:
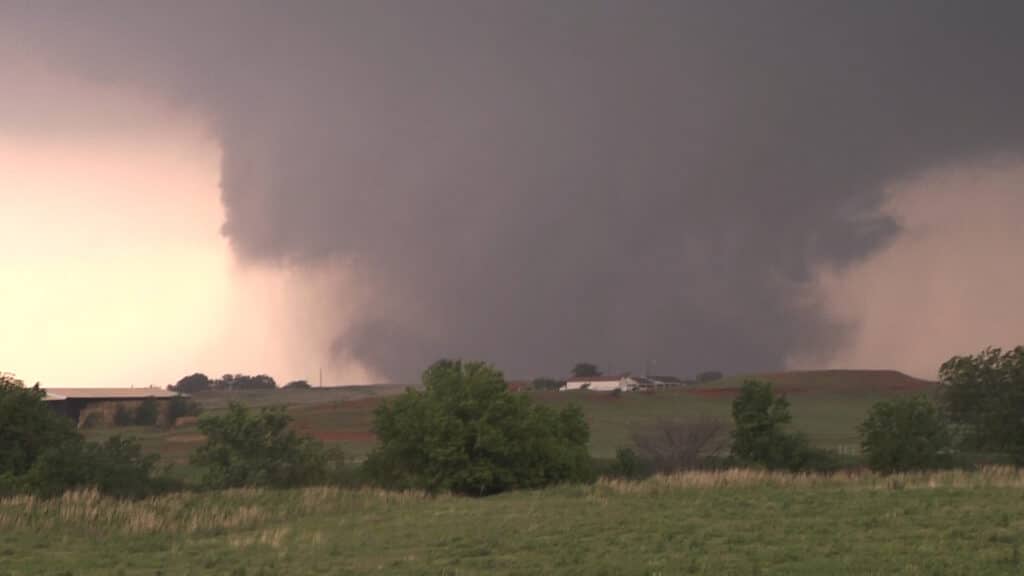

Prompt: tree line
xmin=169 ymin=372 xmax=311 ymax=393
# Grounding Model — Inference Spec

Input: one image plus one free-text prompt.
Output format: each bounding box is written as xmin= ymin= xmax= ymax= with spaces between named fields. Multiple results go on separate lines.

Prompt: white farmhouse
xmin=561 ymin=375 xmax=638 ymax=392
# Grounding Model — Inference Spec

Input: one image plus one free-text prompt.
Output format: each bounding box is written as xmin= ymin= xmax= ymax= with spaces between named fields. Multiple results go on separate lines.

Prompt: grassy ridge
xmin=3 ymin=468 xmax=1023 ymax=575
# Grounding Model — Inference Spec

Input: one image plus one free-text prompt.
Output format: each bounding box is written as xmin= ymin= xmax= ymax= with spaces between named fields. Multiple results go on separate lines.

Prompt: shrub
xmin=860 ymin=396 xmax=953 ymax=473
xmin=24 ymin=435 xmax=166 ymax=499
xmin=364 ymin=359 xmax=592 ymax=495
xmin=167 ymin=395 xmax=202 ymax=425
xmin=113 ymin=404 xmax=136 ymax=426
xmin=284 ymin=380 xmax=312 ymax=389
xmin=605 ymin=447 xmax=656 ymax=479
xmin=632 ymin=418 xmax=727 ymax=472
xmin=135 ymin=398 xmax=159 ymax=426
xmin=191 ymin=403 xmax=342 ymax=489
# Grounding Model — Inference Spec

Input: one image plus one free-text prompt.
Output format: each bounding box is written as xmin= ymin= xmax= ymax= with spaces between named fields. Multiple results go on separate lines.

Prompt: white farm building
xmin=561 ymin=376 xmax=639 ymax=392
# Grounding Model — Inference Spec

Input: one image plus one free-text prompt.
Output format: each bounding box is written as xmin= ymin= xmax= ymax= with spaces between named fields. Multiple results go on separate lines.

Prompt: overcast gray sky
xmin=4 ymin=1 xmax=1024 ymax=382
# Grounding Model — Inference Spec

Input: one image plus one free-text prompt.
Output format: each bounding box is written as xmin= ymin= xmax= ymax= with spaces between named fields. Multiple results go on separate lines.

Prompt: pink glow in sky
xmin=0 ymin=55 xmax=376 ymax=387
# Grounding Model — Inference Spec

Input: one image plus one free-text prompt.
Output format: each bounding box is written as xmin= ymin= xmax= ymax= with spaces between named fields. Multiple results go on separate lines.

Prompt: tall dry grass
xmin=3 ymin=468 xmax=1023 ymax=537
xmin=0 ymin=485 xmax=431 ymax=536
xmin=596 ymin=466 xmax=1024 ymax=493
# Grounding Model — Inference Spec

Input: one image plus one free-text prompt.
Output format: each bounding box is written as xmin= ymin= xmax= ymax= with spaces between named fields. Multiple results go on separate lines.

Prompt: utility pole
xmin=319 ymin=367 xmax=323 ymax=388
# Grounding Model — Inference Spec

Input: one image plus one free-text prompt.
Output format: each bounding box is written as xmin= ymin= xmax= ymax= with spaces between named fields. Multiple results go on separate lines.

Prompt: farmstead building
xmin=561 ymin=375 xmax=639 ymax=392
xmin=43 ymin=387 xmax=184 ymax=428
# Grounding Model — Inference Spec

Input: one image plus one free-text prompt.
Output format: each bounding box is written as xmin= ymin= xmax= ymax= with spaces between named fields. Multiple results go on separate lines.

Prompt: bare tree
xmin=631 ymin=418 xmax=727 ymax=472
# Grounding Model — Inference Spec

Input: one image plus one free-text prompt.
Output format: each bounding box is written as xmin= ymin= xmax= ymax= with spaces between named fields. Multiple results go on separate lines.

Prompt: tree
xmin=284 ymin=380 xmax=312 ymax=389
xmin=213 ymin=373 xmax=278 ymax=391
xmin=365 ymin=359 xmax=592 ymax=495
xmin=632 ymin=418 xmax=727 ymax=472
xmin=0 ymin=381 xmax=78 ymax=477
xmin=730 ymin=380 xmax=813 ymax=471
xmin=191 ymin=403 xmax=340 ymax=488
xmin=939 ymin=346 xmax=1024 ymax=462
xmin=571 ymin=363 xmax=602 ymax=378
xmin=170 ymin=373 xmax=211 ymax=394
xmin=859 ymin=396 xmax=952 ymax=473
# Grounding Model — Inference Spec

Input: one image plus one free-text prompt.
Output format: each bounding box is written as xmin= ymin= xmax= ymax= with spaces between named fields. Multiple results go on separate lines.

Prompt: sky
xmin=2 ymin=1 xmax=1023 ymax=386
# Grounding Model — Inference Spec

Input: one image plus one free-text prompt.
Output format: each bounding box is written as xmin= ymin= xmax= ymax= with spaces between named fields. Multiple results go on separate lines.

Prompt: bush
xmin=364 ymin=359 xmax=593 ymax=495
xmin=113 ymin=404 xmax=135 ymax=426
xmin=167 ymin=395 xmax=202 ymax=424
xmin=24 ymin=435 xmax=167 ymax=499
xmin=632 ymin=418 xmax=727 ymax=473
xmin=284 ymin=380 xmax=312 ymax=389
xmin=859 ymin=396 xmax=953 ymax=474
xmin=604 ymin=447 xmax=656 ymax=480
xmin=730 ymin=380 xmax=827 ymax=471
xmin=135 ymin=398 xmax=159 ymax=426
xmin=191 ymin=403 xmax=342 ymax=489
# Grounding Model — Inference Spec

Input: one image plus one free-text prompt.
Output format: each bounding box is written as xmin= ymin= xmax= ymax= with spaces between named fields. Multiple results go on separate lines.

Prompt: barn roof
xmin=42 ymin=388 xmax=183 ymax=401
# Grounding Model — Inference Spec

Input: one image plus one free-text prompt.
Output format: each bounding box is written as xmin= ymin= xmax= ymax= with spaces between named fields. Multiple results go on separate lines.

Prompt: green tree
xmin=284 ymin=380 xmax=312 ymax=389
xmin=0 ymin=381 xmax=78 ymax=477
xmin=571 ymin=363 xmax=602 ymax=378
xmin=191 ymin=403 xmax=341 ymax=488
xmin=859 ymin=396 xmax=952 ymax=473
xmin=730 ymin=380 xmax=813 ymax=471
xmin=365 ymin=359 xmax=592 ymax=495
xmin=940 ymin=346 xmax=1024 ymax=462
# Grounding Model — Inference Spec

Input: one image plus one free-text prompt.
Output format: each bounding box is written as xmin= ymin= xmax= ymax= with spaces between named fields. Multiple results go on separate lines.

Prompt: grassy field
xmin=3 ymin=468 xmax=1023 ymax=575
xmin=80 ymin=370 xmax=937 ymax=466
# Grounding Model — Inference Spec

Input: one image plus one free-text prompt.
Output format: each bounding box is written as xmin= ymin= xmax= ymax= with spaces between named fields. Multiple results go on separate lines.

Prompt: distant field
xmin=3 ymin=468 xmax=1023 ymax=575
xmin=80 ymin=370 xmax=937 ymax=466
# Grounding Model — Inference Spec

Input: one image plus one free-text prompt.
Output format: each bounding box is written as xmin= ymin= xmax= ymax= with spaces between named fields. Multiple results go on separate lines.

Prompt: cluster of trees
xmin=169 ymin=372 xmax=315 ymax=394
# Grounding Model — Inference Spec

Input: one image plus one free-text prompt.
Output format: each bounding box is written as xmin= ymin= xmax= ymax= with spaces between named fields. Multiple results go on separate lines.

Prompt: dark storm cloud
xmin=6 ymin=1 xmax=1024 ymax=380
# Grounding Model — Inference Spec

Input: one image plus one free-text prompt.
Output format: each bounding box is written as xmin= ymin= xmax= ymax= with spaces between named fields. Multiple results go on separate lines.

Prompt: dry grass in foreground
xmin=3 ymin=468 xmax=1024 ymax=575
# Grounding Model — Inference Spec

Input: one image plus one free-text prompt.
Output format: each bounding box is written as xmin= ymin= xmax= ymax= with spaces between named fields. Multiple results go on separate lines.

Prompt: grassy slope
xmin=3 ymin=469 xmax=1024 ymax=575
